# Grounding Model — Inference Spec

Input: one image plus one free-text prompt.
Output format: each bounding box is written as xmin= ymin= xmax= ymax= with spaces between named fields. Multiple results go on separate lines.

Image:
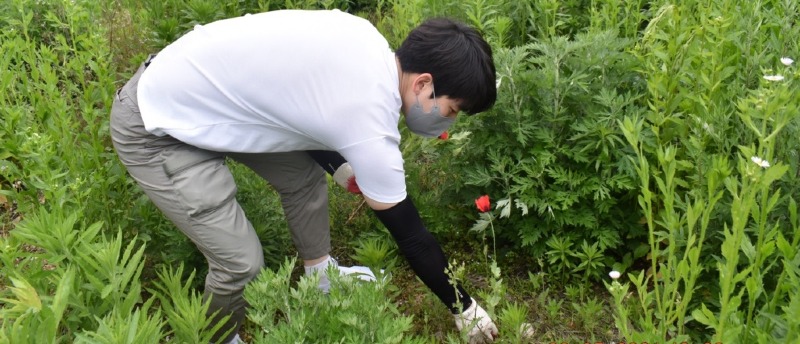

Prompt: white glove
xmin=332 ymin=162 xmax=361 ymax=194
xmin=454 ymin=298 xmax=498 ymax=343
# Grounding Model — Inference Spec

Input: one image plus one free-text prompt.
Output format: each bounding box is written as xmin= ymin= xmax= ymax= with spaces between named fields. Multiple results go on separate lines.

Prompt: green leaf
xmin=0 ymin=276 xmax=42 ymax=317
xmin=740 ymin=235 xmax=756 ymax=262
xmin=101 ymin=284 xmax=115 ymax=299
xmin=691 ymin=303 xmax=718 ymax=328
xmin=634 ymin=243 xmax=650 ymax=259
xmin=469 ymin=218 xmax=491 ymax=233
xmin=733 ymin=266 xmax=752 ymax=284
xmin=761 ymin=164 xmax=788 ymax=187
xmin=497 ymin=198 xmax=512 ymax=218
xmin=50 ymin=267 xmax=75 ymax=329
xmin=776 ymin=232 xmax=794 ymax=259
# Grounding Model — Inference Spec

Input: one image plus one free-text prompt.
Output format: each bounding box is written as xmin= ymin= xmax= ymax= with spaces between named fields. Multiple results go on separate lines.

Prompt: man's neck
xmin=395 ymin=57 xmax=403 ymax=93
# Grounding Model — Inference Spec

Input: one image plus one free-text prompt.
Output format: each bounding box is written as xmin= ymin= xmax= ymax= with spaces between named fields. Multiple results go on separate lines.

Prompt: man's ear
xmin=412 ymin=73 xmax=433 ymax=95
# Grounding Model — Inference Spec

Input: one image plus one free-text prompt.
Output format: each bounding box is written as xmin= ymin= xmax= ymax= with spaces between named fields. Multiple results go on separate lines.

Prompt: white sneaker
xmin=338 ymin=265 xmax=378 ymax=282
xmin=304 ymin=257 xmax=383 ymax=292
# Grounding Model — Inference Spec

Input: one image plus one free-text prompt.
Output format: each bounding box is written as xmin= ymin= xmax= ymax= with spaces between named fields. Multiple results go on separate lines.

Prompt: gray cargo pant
xmin=110 ymin=59 xmax=330 ymax=343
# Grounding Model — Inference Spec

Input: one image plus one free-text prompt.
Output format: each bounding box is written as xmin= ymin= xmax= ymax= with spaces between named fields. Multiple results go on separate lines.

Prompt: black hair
xmin=395 ymin=18 xmax=496 ymax=115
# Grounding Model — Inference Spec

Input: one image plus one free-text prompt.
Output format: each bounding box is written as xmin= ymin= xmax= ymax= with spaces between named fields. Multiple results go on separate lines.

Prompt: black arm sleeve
xmin=307 ymin=150 xmax=347 ymax=175
xmin=373 ymin=196 xmax=473 ymax=314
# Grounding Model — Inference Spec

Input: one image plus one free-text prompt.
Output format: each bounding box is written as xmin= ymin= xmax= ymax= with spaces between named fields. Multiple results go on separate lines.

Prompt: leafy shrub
xmin=432 ymin=29 xmax=646 ymax=279
xmin=1 ymin=206 xmax=230 ymax=343
xmin=2 ymin=207 xmax=147 ymax=340
xmin=243 ymin=258 xmax=429 ymax=343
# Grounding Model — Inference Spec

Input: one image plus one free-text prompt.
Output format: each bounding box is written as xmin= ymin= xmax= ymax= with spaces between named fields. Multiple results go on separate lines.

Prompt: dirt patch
xmin=0 ymin=193 xmax=22 ymax=238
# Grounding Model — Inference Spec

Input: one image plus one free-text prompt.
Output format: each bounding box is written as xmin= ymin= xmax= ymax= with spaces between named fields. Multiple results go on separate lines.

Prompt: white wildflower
xmin=781 ymin=57 xmax=794 ymax=66
xmin=609 ymin=270 xmax=621 ymax=280
xmin=763 ymin=75 xmax=785 ymax=82
xmin=751 ymin=156 xmax=770 ymax=168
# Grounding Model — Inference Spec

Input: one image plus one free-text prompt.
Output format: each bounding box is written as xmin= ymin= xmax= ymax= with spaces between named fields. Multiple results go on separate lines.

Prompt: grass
xmin=320 ymin=195 xmax=621 ymax=342
xmin=2 ymin=0 xmax=798 ymax=342
xmin=204 ymin=174 xmax=619 ymax=342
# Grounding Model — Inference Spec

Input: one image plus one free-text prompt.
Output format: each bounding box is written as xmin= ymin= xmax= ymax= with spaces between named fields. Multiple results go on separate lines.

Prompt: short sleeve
xmin=338 ymin=137 xmax=406 ymax=203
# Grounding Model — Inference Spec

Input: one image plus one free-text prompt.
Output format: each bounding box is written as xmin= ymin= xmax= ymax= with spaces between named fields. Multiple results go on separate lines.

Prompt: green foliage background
xmin=1 ymin=0 xmax=799 ymax=342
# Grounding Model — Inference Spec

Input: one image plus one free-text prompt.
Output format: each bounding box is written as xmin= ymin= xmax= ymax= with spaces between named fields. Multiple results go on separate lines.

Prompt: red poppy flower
xmin=475 ymin=195 xmax=490 ymax=212
xmin=438 ymin=131 xmax=449 ymax=140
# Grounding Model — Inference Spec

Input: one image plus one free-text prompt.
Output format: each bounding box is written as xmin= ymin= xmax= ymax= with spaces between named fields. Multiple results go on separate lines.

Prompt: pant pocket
xmin=161 ymin=146 xmax=235 ymax=217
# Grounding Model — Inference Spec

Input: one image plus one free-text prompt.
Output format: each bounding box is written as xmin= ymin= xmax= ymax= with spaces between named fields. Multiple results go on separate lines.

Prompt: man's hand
xmin=331 ymin=162 xmax=361 ymax=194
xmin=454 ymin=298 xmax=498 ymax=343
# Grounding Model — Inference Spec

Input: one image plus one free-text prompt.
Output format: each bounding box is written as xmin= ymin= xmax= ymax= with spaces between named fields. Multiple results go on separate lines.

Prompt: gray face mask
xmin=404 ymin=85 xmax=455 ymax=138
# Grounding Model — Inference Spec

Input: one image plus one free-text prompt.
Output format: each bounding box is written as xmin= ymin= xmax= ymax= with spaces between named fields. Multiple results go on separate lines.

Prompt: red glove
xmin=333 ymin=163 xmax=361 ymax=194
xmin=345 ymin=176 xmax=361 ymax=194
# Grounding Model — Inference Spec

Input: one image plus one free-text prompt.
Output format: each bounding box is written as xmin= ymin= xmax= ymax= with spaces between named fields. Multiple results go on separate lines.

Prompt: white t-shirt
xmin=137 ymin=10 xmax=406 ymax=203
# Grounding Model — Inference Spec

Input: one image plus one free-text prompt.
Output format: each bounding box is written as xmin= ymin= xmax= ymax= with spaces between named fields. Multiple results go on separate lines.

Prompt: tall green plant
xmin=611 ymin=0 xmax=800 ymax=340
xmin=73 ymin=299 xmax=163 ymax=344
xmin=617 ymin=112 xmax=798 ymax=341
xmin=692 ymin=74 xmax=798 ymax=343
xmin=615 ymin=116 xmax=726 ymax=342
xmin=150 ymin=265 xmax=230 ymax=343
